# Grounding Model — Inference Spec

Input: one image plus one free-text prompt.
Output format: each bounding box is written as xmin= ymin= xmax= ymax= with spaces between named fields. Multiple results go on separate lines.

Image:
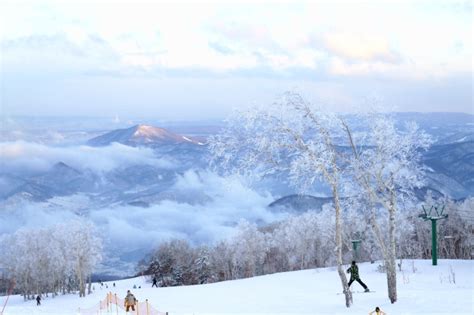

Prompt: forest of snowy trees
xmin=139 ymin=197 xmax=472 ymax=286
xmin=0 ymin=220 xmax=102 ymax=300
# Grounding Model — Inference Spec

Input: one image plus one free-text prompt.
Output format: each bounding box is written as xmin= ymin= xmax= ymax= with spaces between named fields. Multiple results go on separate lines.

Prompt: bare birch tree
xmin=209 ymin=92 xmax=354 ymax=307
xmin=342 ymin=114 xmax=433 ymax=303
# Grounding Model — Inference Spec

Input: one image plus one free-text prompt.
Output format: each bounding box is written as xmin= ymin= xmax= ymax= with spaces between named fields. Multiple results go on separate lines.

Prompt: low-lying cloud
xmin=0 ymin=141 xmax=173 ymax=173
xmin=0 ymin=168 xmax=285 ymax=274
xmin=106 ymin=171 xmax=280 ymax=248
xmin=0 ymin=140 xmax=286 ymax=275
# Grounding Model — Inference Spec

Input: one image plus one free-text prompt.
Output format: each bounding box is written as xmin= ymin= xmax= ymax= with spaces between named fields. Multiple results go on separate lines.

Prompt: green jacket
xmin=347 ymin=265 xmax=359 ymax=279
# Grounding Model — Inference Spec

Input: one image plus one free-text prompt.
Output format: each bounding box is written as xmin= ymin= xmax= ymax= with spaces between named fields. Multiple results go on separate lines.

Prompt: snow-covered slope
xmin=2 ymin=259 xmax=472 ymax=314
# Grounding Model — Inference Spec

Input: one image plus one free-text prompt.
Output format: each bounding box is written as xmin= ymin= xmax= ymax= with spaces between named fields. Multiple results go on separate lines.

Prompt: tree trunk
xmin=79 ymin=274 xmax=84 ymax=297
xmin=387 ymin=190 xmax=398 ymax=303
xmin=78 ymin=259 xmax=85 ymax=297
xmin=370 ymin=205 xmax=397 ymax=303
xmin=23 ymin=277 xmax=29 ymax=301
xmin=333 ymin=187 xmax=352 ymax=307
xmin=87 ymin=274 xmax=92 ymax=295
xmin=386 ymin=258 xmax=397 ymax=303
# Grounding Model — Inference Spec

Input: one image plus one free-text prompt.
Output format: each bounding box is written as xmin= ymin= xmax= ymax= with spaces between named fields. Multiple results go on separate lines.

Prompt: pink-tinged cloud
xmin=323 ymin=32 xmax=401 ymax=64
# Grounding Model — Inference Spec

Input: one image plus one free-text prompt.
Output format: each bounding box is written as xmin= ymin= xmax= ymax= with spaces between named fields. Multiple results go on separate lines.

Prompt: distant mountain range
xmin=2 ymin=119 xmax=473 ymax=207
xmin=423 ymin=141 xmax=474 ymax=199
xmin=2 ymin=142 xmax=471 ymax=212
xmin=87 ymin=124 xmax=205 ymax=147
xmin=268 ymin=194 xmax=333 ymax=213
xmin=1 ymin=162 xmax=98 ymax=202
xmin=389 ymin=112 xmax=473 ymax=144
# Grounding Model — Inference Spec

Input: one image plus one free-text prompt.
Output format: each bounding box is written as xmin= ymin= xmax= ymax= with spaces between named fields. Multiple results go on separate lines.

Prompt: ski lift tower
xmin=418 ymin=205 xmax=448 ymax=266
xmin=351 ymin=232 xmax=362 ymax=261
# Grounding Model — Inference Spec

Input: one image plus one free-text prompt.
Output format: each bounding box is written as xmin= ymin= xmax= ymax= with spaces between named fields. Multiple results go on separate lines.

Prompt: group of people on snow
xmin=34 ymin=261 xmax=386 ymax=314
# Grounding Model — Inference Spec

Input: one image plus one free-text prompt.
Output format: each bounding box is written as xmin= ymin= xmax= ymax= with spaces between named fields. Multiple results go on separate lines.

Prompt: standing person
xmin=124 ymin=290 xmax=137 ymax=312
xmin=369 ymin=306 xmax=386 ymax=315
xmin=347 ymin=261 xmax=370 ymax=292
xmin=36 ymin=295 xmax=41 ymax=306
xmin=152 ymin=277 xmax=158 ymax=288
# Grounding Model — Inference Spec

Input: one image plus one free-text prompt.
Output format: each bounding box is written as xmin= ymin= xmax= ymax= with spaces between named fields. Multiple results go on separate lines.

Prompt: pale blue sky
xmin=1 ymin=0 xmax=472 ymax=120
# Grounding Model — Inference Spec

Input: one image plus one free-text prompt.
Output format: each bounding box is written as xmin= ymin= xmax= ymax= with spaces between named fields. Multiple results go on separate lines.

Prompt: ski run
xmin=1 ymin=259 xmax=472 ymax=315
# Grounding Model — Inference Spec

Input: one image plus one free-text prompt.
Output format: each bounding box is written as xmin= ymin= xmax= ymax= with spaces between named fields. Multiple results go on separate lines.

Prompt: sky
xmin=0 ymin=0 xmax=472 ymax=120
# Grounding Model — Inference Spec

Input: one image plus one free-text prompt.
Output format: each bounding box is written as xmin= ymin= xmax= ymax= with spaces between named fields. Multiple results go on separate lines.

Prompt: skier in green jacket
xmin=347 ymin=261 xmax=370 ymax=292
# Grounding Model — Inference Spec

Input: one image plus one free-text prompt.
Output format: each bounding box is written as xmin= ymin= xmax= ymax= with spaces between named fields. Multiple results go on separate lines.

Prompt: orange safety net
xmin=79 ymin=292 xmax=167 ymax=315
xmin=78 ymin=295 xmax=111 ymax=315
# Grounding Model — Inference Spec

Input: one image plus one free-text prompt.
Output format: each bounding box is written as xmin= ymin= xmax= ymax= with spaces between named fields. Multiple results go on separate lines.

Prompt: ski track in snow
xmin=1 ymin=259 xmax=473 ymax=315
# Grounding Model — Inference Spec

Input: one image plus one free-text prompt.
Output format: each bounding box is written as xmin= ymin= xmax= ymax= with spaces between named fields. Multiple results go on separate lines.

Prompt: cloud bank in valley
xmin=0 ymin=142 xmax=284 ymax=264
xmin=0 ymin=170 xmax=283 ymax=250
xmin=0 ymin=141 xmax=174 ymax=173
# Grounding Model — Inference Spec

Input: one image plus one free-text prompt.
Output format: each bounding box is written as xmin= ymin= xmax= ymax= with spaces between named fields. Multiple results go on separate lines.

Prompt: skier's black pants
xmin=348 ymin=277 xmax=367 ymax=290
xmin=152 ymin=283 xmax=157 ymax=288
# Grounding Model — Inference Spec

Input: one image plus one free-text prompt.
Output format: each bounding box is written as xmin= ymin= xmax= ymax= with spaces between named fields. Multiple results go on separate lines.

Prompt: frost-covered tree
xmin=209 ymin=92 xmax=354 ymax=307
xmin=262 ymin=229 xmax=289 ymax=274
xmin=145 ymin=239 xmax=199 ymax=286
xmin=274 ymin=211 xmax=322 ymax=270
xmin=210 ymin=240 xmax=236 ymax=281
xmin=399 ymin=197 xmax=474 ymax=260
xmin=193 ymin=247 xmax=213 ymax=284
xmin=60 ymin=220 xmax=103 ymax=297
xmin=2 ymin=229 xmax=37 ymax=300
xmin=438 ymin=198 xmax=473 ymax=259
xmin=0 ymin=220 xmax=102 ymax=299
xmin=342 ymin=114 xmax=433 ymax=303
xmin=231 ymin=221 xmax=267 ymax=278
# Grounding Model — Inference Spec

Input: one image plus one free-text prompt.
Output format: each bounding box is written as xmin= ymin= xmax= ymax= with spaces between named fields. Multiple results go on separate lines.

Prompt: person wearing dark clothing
xmin=36 ymin=295 xmax=41 ymax=306
xmin=347 ymin=261 xmax=369 ymax=292
xmin=152 ymin=277 xmax=158 ymax=288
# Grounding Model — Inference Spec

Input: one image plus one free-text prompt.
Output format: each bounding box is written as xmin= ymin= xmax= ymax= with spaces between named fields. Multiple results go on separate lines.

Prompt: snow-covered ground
xmin=1 ymin=259 xmax=473 ymax=315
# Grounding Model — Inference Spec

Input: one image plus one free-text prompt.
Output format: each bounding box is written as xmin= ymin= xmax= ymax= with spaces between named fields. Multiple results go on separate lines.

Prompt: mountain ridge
xmin=87 ymin=124 xmax=204 ymax=147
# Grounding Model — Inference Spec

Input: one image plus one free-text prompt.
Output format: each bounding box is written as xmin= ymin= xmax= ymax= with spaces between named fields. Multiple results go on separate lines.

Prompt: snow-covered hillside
xmin=2 ymin=259 xmax=472 ymax=314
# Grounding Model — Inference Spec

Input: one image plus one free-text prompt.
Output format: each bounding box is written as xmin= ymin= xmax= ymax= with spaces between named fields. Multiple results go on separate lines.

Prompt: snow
xmin=183 ymin=136 xmax=204 ymax=145
xmin=133 ymin=125 xmax=163 ymax=137
xmin=2 ymin=259 xmax=472 ymax=315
